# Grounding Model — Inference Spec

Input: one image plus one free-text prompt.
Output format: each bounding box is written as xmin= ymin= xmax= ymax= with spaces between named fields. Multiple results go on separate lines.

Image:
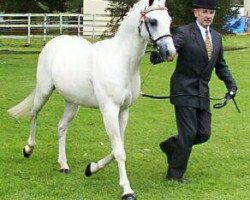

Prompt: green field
xmin=0 ymin=35 xmax=249 ymax=200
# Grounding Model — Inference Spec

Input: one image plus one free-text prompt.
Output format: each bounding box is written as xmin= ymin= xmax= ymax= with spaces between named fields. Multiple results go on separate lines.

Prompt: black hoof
xmin=85 ymin=163 xmax=92 ymax=177
xmin=59 ymin=168 xmax=71 ymax=174
xmin=23 ymin=148 xmax=31 ymax=158
xmin=122 ymin=193 xmax=136 ymax=200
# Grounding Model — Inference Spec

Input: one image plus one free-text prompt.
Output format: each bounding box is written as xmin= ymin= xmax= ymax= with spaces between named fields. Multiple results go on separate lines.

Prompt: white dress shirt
xmin=196 ymin=21 xmax=212 ymax=44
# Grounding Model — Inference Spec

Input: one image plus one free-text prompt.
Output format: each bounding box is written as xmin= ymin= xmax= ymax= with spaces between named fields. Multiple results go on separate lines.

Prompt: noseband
xmin=138 ymin=6 xmax=172 ymax=46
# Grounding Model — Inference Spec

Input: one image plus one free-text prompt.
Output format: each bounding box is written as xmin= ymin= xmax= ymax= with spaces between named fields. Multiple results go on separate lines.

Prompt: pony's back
xmin=39 ymin=35 xmax=98 ymax=106
xmin=8 ymin=35 xmax=96 ymax=118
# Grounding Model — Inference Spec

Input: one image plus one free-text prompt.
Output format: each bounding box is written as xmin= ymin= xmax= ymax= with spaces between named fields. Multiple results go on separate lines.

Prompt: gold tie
xmin=205 ymin=30 xmax=212 ymax=60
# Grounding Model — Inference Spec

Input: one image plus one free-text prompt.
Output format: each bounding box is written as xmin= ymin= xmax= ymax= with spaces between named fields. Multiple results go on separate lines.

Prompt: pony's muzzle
xmin=156 ymin=43 xmax=171 ymax=61
xmin=155 ymin=38 xmax=176 ymax=61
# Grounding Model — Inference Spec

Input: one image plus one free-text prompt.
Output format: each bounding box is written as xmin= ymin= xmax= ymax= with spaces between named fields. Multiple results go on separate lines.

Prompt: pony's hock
xmin=8 ymin=0 xmax=175 ymax=199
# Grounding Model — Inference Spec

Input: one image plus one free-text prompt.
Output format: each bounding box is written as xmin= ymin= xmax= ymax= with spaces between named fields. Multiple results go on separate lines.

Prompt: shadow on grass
xmin=0 ymin=50 xmax=40 ymax=54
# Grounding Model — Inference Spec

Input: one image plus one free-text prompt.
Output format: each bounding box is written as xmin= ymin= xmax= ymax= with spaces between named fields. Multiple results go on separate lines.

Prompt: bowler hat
xmin=193 ymin=0 xmax=219 ymax=10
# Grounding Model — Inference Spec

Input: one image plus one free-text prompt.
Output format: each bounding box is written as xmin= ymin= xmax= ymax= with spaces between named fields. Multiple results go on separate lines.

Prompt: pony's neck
xmin=114 ymin=0 xmax=148 ymax=69
xmin=115 ymin=32 xmax=147 ymax=69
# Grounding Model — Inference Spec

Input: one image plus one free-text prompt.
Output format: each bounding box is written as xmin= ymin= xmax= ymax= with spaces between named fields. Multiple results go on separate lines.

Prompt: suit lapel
xmin=210 ymin=29 xmax=219 ymax=61
xmin=192 ymin=23 xmax=208 ymax=62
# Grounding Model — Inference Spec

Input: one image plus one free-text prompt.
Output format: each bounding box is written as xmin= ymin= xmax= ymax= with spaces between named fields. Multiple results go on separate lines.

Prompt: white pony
xmin=8 ymin=0 xmax=175 ymax=199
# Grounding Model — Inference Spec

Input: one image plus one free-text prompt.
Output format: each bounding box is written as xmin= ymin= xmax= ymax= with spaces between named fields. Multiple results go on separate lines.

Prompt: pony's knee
xmin=30 ymin=110 xmax=37 ymax=119
xmin=113 ymin=148 xmax=126 ymax=162
xmin=58 ymin=122 xmax=67 ymax=136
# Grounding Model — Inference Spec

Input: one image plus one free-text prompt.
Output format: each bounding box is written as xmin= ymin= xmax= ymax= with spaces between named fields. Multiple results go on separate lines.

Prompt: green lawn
xmin=0 ymin=35 xmax=249 ymax=200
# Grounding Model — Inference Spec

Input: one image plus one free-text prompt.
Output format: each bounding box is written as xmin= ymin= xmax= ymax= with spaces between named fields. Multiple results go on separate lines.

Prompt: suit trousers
xmin=167 ymin=106 xmax=211 ymax=179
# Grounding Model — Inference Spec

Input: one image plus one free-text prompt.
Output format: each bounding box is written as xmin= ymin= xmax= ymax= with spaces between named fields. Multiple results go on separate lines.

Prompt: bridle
xmin=138 ymin=6 xmax=173 ymax=47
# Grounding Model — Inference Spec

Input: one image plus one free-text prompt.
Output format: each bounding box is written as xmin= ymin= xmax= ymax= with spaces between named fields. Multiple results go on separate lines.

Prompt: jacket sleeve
xmin=173 ymin=27 xmax=185 ymax=53
xmin=215 ymin=38 xmax=237 ymax=92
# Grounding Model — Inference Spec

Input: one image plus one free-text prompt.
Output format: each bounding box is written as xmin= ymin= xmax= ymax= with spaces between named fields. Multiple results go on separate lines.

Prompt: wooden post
xmin=78 ymin=14 xmax=81 ymax=36
xmin=92 ymin=14 xmax=95 ymax=38
xmin=82 ymin=14 xmax=84 ymax=36
xmin=60 ymin=14 xmax=63 ymax=34
xmin=43 ymin=14 xmax=47 ymax=43
xmin=27 ymin=14 xmax=31 ymax=45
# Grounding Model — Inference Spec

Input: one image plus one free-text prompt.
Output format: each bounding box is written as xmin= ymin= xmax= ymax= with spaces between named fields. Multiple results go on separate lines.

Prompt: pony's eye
xmin=148 ymin=18 xmax=158 ymax=26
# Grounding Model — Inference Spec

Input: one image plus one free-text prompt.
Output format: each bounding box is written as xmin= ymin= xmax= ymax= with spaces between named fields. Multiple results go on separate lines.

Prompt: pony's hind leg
xmin=58 ymin=101 xmax=79 ymax=173
xmin=24 ymin=86 xmax=54 ymax=158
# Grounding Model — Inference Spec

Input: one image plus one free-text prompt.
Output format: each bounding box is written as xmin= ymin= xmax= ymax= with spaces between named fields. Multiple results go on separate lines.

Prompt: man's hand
xmin=225 ymin=88 xmax=237 ymax=100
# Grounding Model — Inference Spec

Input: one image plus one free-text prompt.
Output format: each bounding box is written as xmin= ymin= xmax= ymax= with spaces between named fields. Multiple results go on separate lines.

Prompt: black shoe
xmin=166 ymin=176 xmax=191 ymax=184
xmin=160 ymin=140 xmax=173 ymax=163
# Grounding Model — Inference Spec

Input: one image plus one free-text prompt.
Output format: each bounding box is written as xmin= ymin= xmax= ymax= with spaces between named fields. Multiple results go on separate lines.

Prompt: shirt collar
xmin=196 ymin=21 xmax=210 ymax=33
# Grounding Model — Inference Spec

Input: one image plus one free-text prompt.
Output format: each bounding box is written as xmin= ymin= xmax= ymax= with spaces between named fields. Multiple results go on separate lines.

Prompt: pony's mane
xmin=115 ymin=0 xmax=148 ymax=36
xmin=115 ymin=0 xmax=166 ymax=37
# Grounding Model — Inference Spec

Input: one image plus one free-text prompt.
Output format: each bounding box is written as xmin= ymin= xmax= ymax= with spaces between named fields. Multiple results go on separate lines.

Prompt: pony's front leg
xmin=58 ymin=102 xmax=79 ymax=173
xmin=84 ymin=109 xmax=129 ymax=176
xmin=119 ymin=108 xmax=129 ymax=145
xmin=85 ymin=108 xmax=129 ymax=176
xmin=101 ymin=104 xmax=135 ymax=200
xmin=85 ymin=153 xmax=114 ymax=176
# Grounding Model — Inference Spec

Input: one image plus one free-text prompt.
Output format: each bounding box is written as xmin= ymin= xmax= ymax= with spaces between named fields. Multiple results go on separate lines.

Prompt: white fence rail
xmin=0 ymin=13 xmax=111 ymax=44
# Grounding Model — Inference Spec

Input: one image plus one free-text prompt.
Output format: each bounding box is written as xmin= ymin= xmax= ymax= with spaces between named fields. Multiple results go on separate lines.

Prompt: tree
xmin=0 ymin=0 xmax=81 ymax=13
xmin=66 ymin=0 xmax=83 ymax=13
xmin=39 ymin=0 xmax=67 ymax=13
xmin=105 ymin=0 xmax=135 ymax=34
xmin=0 ymin=0 xmax=44 ymax=13
xmin=105 ymin=0 xmax=239 ymax=34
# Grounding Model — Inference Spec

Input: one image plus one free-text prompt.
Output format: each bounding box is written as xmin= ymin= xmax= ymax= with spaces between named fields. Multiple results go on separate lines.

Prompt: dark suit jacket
xmin=170 ymin=22 xmax=237 ymax=110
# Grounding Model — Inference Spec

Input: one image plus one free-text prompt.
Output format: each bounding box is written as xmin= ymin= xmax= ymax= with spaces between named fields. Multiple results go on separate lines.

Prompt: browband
xmin=141 ymin=7 xmax=168 ymax=15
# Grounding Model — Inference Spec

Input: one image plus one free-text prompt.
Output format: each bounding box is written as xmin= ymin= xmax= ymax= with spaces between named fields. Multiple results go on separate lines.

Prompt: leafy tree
xmin=105 ymin=0 xmax=134 ymax=34
xmin=0 ymin=0 xmax=44 ymax=13
xmin=0 ymin=0 xmax=81 ymax=13
xmin=105 ymin=0 xmax=239 ymax=34
xmin=39 ymin=0 xmax=67 ymax=13
xmin=66 ymin=0 xmax=83 ymax=12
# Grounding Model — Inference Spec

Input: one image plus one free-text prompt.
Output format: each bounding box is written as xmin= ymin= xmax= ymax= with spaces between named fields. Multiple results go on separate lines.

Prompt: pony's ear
xmin=149 ymin=0 xmax=154 ymax=6
xmin=158 ymin=0 xmax=167 ymax=6
xmin=159 ymin=0 xmax=166 ymax=5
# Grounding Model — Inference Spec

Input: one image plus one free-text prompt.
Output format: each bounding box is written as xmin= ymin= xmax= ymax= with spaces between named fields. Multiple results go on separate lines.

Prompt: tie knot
xmin=205 ymin=30 xmax=209 ymax=34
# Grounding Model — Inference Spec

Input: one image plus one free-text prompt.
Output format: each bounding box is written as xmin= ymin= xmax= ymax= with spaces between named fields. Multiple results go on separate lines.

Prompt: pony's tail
xmin=8 ymin=90 xmax=35 ymax=119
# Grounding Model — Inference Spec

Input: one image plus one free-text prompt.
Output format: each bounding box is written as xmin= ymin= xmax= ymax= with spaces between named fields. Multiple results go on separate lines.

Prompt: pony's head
xmin=138 ymin=0 xmax=176 ymax=61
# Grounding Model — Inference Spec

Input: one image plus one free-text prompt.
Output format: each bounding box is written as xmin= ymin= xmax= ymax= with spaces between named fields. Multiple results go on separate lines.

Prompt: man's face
xmin=194 ymin=8 xmax=216 ymax=28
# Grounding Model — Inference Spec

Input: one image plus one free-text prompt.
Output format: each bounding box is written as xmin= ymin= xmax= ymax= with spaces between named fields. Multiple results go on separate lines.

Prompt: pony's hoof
xmin=85 ymin=163 xmax=92 ymax=177
xmin=23 ymin=148 xmax=31 ymax=158
xmin=23 ymin=145 xmax=34 ymax=158
xmin=59 ymin=168 xmax=71 ymax=174
xmin=122 ymin=193 xmax=136 ymax=200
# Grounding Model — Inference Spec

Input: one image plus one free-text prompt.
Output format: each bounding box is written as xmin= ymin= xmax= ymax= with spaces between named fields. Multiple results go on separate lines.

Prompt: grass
xmin=0 ymin=35 xmax=250 ymax=200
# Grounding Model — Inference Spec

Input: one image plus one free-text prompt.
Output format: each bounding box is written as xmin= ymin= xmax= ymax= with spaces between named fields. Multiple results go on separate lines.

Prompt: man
xmin=157 ymin=0 xmax=238 ymax=183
